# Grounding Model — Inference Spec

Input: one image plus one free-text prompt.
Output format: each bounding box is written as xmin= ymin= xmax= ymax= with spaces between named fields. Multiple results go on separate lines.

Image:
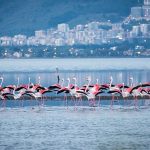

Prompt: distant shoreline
xmin=0 ymin=57 xmax=150 ymax=59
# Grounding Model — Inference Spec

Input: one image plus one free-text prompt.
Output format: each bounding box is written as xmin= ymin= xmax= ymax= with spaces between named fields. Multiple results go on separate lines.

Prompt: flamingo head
xmin=67 ymin=78 xmax=70 ymax=82
xmin=72 ymin=77 xmax=76 ymax=81
xmin=129 ymin=77 xmax=133 ymax=81
xmin=0 ymin=76 xmax=4 ymax=80
xmin=109 ymin=76 xmax=113 ymax=83
xmin=96 ymin=78 xmax=99 ymax=84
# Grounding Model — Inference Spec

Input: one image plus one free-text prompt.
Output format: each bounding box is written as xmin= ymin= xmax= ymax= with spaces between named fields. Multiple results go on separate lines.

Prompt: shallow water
xmin=0 ymin=58 xmax=149 ymax=87
xmin=0 ymin=106 xmax=150 ymax=150
xmin=1 ymin=70 xmax=150 ymax=87
xmin=0 ymin=58 xmax=150 ymax=150
xmin=0 ymin=58 xmax=149 ymax=72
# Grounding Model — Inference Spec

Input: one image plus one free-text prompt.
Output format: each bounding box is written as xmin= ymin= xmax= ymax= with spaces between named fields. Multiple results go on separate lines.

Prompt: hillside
xmin=0 ymin=0 xmax=142 ymax=36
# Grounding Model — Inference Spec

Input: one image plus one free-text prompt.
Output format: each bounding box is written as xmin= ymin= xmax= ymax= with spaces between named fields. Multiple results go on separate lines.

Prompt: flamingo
xmin=0 ymin=77 xmax=3 ymax=87
xmin=128 ymin=78 xmax=144 ymax=108
xmin=24 ymin=76 xmax=52 ymax=106
xmin=57 ymin=77 xmax=81 ymax=109
xmin=48 ymin=67 xmax=61 ymax=92
xmin=77 ymin=77 xmax=104 ymax=107
xmin=0 ymin=77 xmax=15 ymax=107
xmin=140 ymin=88 xmax=150 ymax=97
xmin=13 ymin=86 xmax=25 ymax=100
xmin=71 ymin=77 xmax=82 ymax=99
xmin=12 ymin=78 xmax=26 ymax=107
xmin=57 ymin=78 xmax=73 ymax=108
xmin=23 ymin=88 xmax=48 ymax=106
xmin=0 ymin=92 xmax=12 ymax=108
xmin=69 ymin=77 xmax=83 ymax=108
xmin=0 ymin=77 xmax=15 ymax=94
xmin=0 ymin=77 xmax=4 ymax=94
xmin=107 ymin=76 xmax=122 ymax=108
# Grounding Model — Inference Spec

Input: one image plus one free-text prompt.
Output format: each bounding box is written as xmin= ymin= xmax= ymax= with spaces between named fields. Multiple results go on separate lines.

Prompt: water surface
xmin=0 ymin=58 xmax=150 ymax=150
xmin=0 ymin=106 xmax=150 ymax=150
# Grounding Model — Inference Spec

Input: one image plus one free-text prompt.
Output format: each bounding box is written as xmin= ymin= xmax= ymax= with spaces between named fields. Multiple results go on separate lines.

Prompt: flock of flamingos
xmin=0 ymin=73 xmax=150 ymax=108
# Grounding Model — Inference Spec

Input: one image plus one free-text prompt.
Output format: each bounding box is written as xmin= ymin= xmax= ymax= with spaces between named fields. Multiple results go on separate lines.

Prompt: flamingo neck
xmin=130 ymin=78 xmax=133 ymax=87
xmin=74 ymin=79 xmax=77 ymax=87
xmin=109 ymin=79 xmax=113 ymax=88
xmin=38 ymin=78 xmax=41 ymax=85
xmin=67 ymin=79 xmax=70 ymax=88
xmin=13 ymin=86 xmax=16 ymax=95
xmin=17 ymin=78 xmax=20 ymax=87
xmin=86 ymin=79 xmax=91 ymax=91
xmin=61 ymin=80 xmax=64 ymax=87
xmin=96 ymin=79 xmax=99 ymax=85
xmin=28 ymin=78 xmax=31 ymax=89
xmin=0 ymin=78 xmax=3 ymax=87
xmin=122 ymin=83 xmax=125 ymax=91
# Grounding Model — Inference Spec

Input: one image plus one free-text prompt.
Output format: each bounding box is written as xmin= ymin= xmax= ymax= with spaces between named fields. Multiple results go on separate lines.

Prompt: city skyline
xmin=0 ymin=0 xmax=150 ymax=58
xmin=0 ymin=0 xmax=150 ymax=47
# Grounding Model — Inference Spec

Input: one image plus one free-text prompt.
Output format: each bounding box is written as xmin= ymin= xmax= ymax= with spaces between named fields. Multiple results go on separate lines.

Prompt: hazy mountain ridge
xmin=0 ymin=0 xmax=142 ymax=36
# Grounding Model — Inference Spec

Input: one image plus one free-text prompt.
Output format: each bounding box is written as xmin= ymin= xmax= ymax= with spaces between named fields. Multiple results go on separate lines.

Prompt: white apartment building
xmin=57 ymin=23 xmax=70 ymax=32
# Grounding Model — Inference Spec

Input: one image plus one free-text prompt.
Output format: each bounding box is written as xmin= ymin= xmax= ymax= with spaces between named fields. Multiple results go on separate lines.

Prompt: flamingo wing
xmin=57 ymin=88 xmax=69 ymax=94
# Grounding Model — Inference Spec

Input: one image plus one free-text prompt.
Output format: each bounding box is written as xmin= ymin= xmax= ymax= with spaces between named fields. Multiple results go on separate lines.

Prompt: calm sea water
xmin=0 ymin=58 xmax=150 ymax=150
xmin=0 ymin=58 xmax=150 ymax=72
xmin=0 ymin=58 xmax=150 ymax=86
xmin=0 ymin=106 xmax=150 ymax=150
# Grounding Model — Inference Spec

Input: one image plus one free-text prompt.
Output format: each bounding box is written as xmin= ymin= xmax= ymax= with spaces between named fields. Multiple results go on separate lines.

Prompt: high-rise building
xmin=140 ymin=24 xmax=150 ymax=35
xmin=142 ymin=5 xmax=150 ymax=17
xmin=131 ymin=26 xmax=141 ymax=37
xmin=131 ymin=7 xmax=142 ymax=18
xmin=57 ymin=23 xmax=70 ymax=32
xmin=142 ymin=0 xmax=150 ymax=18
xmin=0 ymin=36 xmax=12 ymax=46
xmin=35 ymin=30 xmax=46 ymax=38
xmin=76 ymin=25 xmax=84 ymax=31
xmin=144 ymin=0 xmax=150 ymax=5
xmin=13 ymin=35 xmax=27 ymax=46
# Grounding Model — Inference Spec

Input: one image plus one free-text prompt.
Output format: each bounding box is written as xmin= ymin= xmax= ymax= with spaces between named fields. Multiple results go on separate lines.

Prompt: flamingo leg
xmin=93 ymin=98 xmax=96 ymax=107
xmin=134 ymin=96 xmax=138 ymax=109
xmin=64 ymin=94 xmax=68 ymax=109
xmin=41 ymin=96 xmax=43 ymax=106
xmin=98 ymin=96 xmax=101 ymax=107
xmin=30 ymin=97 xmax=33 ymax=107
xmin=36 ymin=98 xmax=40 ymax=107
xmin=79 ymin=96 xmax=83 ymax=106
xmin=71 ymin=96 xmax=75 ymax=107
xmin=21 ymin=96 xmax=24 ymax=107
xmin=19 ymin=97 xmax=22 ymax=107
xmin=74 ymin=97 xmax=78 ymax=111
xmin=123 ymin=97 xmax=126 ymax=106
xmin=1 ymin=98 xmax=6 ymax=109
xmin=110 ymin=94 xmax=114 ymax=109
xmin=77 ymin=97 xmax=81 ymax=106
xmin=90 ymin=98 xmax=96 ymax=110
xmin=89 ymin=99 xmax=92 ymax=107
